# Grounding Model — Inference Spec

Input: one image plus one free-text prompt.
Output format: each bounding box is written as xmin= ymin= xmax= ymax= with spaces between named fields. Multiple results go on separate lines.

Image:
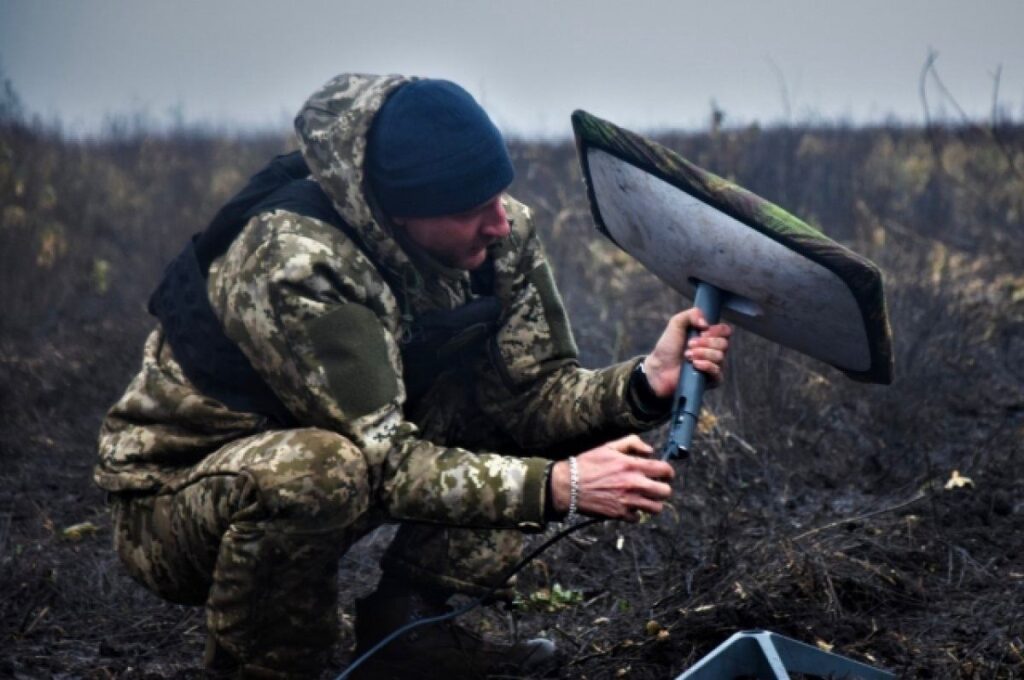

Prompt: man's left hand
xmin=642 ymin=308 xmax=732 ymax=398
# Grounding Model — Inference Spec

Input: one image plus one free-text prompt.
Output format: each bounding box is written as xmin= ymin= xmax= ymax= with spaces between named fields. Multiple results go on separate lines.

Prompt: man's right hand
xmin=550 ymin=435 xmax=674 ymax=522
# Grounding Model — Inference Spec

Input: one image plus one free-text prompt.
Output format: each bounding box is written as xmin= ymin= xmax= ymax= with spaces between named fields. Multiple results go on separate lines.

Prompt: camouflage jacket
xmin=96 ymin=74 xmax=661 ymax=531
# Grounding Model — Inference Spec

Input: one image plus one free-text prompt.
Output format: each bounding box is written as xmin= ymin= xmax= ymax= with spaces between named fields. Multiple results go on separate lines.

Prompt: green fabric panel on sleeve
xmin=527 ymin=263 xmax=579 ymax=361
xmin=517 ymin=456 xmax=553 ymax=531
xmin=304 ymin=303 xmax=399 ymax=419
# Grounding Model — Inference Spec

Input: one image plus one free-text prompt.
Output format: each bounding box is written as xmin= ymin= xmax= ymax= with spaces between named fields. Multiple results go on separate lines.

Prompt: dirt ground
xmin=2 ymin=118 xmax=1023 ymax=679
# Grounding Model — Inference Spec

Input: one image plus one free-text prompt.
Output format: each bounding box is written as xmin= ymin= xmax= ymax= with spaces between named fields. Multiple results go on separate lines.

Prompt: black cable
xmin=336 ymin=517 xmax=604 ymax=679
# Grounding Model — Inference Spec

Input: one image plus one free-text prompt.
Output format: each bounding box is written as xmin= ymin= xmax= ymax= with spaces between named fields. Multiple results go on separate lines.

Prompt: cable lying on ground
xmin=337 ymin=517 xmax=604 ymax=680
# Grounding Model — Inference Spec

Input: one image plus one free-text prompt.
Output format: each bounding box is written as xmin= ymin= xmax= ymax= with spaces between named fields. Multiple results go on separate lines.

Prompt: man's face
xmin=394 ymin=194 xmax=510 ymax=270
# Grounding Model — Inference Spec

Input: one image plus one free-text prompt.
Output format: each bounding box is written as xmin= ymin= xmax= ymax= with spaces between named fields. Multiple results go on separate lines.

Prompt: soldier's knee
xmin=240 ymin=428 xmax=371 ymax=529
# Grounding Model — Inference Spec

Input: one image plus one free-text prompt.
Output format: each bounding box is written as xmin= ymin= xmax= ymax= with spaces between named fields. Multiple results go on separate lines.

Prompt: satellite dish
xmin=571 ymin=110 xmax=893 ymax=455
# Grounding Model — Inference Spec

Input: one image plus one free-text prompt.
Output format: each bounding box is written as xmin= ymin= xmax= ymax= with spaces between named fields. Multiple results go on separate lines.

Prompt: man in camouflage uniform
xmin=96 ymin=74 xmax=731 ymax=678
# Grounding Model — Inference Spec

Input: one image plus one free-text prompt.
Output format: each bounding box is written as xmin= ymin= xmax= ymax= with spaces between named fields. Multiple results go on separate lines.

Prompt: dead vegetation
xmin=1 ymin=80 xmax=1023 ymax=678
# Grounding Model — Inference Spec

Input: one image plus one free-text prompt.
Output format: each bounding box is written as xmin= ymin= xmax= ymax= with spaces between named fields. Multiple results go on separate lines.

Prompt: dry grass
xmin=1 ymin=98 xmax=1023 ymax=677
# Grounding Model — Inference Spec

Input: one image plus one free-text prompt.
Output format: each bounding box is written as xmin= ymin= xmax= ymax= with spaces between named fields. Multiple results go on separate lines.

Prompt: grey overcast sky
xmin=2 ymin=0 xmax=1022 ymax=137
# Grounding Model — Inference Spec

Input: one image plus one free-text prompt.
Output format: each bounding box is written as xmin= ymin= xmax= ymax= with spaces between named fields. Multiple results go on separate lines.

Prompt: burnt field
xmin=1 ymin=99 xmax=1023 ymax=678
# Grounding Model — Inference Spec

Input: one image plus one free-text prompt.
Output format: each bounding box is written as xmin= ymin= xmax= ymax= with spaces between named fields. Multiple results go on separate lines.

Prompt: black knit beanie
xmin=367 ymin=79 xmax=515 ymax=218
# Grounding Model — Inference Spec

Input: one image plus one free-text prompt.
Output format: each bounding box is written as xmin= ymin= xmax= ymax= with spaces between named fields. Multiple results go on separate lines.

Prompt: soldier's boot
xmin=350 ymin=576 xmax=557 ymax=679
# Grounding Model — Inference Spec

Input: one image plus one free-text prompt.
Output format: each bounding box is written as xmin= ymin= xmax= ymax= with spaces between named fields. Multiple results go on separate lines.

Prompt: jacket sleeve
xmin=473 ymin=201 xmax=668 ymax=454
xmin=211 ymin=211 xmax=550 ymax=530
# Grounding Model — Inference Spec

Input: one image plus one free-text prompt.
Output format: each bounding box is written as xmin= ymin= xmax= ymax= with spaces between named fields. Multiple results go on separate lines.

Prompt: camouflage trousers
xmin=110 ymin=380 xmax=528 ymax=676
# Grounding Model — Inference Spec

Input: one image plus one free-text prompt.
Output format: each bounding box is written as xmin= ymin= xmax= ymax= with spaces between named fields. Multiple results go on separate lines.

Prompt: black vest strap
xmin=150 ymin=239 xmax=296 ymax=423
xmin=149 ymin=151 xmax=501 ymax=424
xmin=195 ymin=151 xmax=312 ymax=271
xmin=149 ymin=152 xmax=349 ymax=426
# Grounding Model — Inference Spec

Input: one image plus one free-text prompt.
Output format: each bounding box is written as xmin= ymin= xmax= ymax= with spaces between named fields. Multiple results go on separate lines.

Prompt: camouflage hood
xmin=294 ymin=73 xmax=426 ymax=294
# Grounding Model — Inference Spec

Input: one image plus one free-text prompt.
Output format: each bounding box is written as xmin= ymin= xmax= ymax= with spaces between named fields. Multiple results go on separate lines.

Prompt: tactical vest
xmin=149 ymin=151 xmax=500 ymax=426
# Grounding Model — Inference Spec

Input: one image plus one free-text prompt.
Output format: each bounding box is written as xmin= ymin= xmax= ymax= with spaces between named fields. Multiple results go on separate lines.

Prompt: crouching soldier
xmin=95 ymin=73 xmax=731 ymax=678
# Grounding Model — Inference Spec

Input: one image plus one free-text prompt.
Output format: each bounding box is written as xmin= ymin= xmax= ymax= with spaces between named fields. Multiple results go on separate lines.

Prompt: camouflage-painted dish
xmin=572 ymin=110 xmax=893 ymax=384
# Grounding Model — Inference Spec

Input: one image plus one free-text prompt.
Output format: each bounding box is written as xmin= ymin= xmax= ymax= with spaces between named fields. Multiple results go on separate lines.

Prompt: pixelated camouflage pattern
xmin=98 ymin=74 xmax=656 ymax=512
xmin=111 ymin=428 xmax=378 ymax=677
xmin=97 ymin=75 xmax=665 ymax=621
xmin=96 ymin=329 xmax=269 ymax=492
xmin=293 ymin=72 xmax=493 ymax=317
xmin=572 ymin=108 xmax=893 ymax=384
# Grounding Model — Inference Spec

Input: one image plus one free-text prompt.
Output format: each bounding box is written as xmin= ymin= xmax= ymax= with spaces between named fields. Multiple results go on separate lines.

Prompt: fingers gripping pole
xmin=662 ymin=281 xmax=723 ymax=460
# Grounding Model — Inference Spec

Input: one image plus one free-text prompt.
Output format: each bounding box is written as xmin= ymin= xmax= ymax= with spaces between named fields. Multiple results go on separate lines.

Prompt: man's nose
xmin=481 ymin=200 xmax=510 ymax=239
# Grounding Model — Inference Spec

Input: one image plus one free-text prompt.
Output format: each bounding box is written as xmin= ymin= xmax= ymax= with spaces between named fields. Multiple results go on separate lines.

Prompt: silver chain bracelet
xmin=566 ymin=456 xmax=580 ymax=523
